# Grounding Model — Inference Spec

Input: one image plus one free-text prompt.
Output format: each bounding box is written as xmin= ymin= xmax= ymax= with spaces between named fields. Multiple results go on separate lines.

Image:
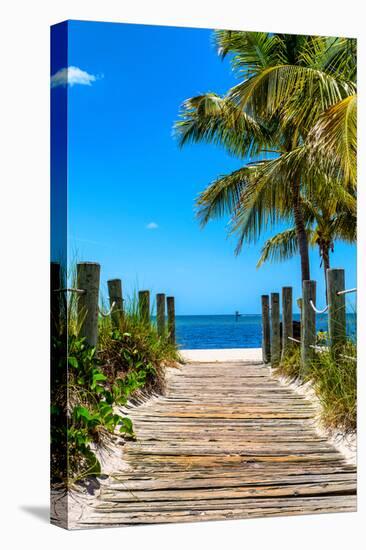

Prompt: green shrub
xmin=51 ymin=283 xmax=180 ymax=486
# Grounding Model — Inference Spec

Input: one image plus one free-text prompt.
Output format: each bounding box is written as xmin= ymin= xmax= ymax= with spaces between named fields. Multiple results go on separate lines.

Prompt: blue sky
xmin=53 ymin=20 xmax=356 ymax=314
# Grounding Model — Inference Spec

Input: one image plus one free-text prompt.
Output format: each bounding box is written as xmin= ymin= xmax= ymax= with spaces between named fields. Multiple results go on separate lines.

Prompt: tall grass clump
xmin=274 ymin=337 xmax=356 ymax=434
xmin=98 ymin=293 xmax=179 ymax=397
xmin=308 ymin=342 xmax=356 ymax=433
xmin=51 ymin=274 xmax=180 ymax=488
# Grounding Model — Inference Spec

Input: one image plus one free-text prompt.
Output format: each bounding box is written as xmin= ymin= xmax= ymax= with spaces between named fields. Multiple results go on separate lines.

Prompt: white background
xmin=0 ymin=0 xmax=364 ymax=548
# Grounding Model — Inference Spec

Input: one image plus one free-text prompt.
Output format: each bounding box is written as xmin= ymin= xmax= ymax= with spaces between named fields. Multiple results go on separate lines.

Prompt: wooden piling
xmin=327 ymin=268 xmax=346 ymax=354
xmin=77 ymin=262 xmax=101 ymax=347
xmin=282 ymin=287 xmax=293 ymax=359
xmin=51 ymin=262 xmax=61 ymax=336
xmin=261 ymin=295 xmax=271 ymax=364
xmin=270 ymin=293 xmax=280 ymax=366
xmin=156 ymin=293 xmax=166 ymax=337
xmin=139 ymin=290 xmax=150 ymax=325
xmin=301 ymin=280 xmax=316 ymax=373
xmin=167 ymin=296 xmax=176 ymax=345
xmin=297 ymin=297 xmax=303 ymax=343
xmin=107 ymin=279 xmax=123 ymax=327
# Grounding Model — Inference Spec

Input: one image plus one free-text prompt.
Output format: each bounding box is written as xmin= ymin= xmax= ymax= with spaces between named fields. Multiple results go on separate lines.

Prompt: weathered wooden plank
xmin=81 ymin=494 xmax=357 ymax=526
xmin=100 ymin=480 xmax=355 ymax=503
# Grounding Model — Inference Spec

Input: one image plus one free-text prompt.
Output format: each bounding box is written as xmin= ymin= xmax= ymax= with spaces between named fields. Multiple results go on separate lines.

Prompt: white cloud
xmin=51 ymin=66 xmax=99 ymax=88
xmin=146 ymin=222 xmax=159 ymax=230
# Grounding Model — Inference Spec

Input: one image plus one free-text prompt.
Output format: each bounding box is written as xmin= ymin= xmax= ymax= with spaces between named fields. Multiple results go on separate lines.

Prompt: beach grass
xmin=275 ymin=341 xmax=356 ymax=433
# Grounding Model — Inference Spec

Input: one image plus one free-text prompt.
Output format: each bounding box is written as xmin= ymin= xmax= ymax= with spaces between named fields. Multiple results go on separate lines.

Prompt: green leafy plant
xmin=51 ymin=279 xmax=179 ymax=487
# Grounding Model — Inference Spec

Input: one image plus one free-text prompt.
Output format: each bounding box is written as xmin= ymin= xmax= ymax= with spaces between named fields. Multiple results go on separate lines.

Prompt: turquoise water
xmin=175 ymin=314 xmax=356 ymax=349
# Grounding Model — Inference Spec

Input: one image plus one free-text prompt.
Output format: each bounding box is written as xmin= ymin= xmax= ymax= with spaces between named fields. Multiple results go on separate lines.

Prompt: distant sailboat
xmin=235 ymin=310 xmax=243 ymax=321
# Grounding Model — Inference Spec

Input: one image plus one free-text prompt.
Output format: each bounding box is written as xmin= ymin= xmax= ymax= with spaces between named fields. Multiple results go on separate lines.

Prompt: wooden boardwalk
xmin=81 ymin=361 xmax=356 ymax=527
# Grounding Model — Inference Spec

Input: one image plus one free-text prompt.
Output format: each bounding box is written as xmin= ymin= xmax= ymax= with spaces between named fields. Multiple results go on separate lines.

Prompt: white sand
xmin=180 ymin=348 xmax=262 ymax=363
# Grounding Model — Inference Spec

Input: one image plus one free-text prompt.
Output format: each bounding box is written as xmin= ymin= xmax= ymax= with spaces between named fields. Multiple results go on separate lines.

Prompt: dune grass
xmin=308 ymin=342 xmax=356 ymax=432
xmin=275 ymin=340 xmax=356 ymax=434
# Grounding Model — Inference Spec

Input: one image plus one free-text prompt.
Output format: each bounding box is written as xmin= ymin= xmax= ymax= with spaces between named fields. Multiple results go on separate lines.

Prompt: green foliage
xmin=275 ymin=340 xmax=356 ymax=433
xmin=52 ymin=333 xmax=136 ymax=484
xmin=257 ymin=227 xmax=304 ymax=267
xmin=51 ymin=285 xmax=179 ymax=486
xmin=275 ymin=345 xmax=303 ymax=380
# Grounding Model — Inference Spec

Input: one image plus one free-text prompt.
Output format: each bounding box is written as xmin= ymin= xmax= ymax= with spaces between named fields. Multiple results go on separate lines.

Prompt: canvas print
xmin=50 ymin=20 xmax=357 ymax=529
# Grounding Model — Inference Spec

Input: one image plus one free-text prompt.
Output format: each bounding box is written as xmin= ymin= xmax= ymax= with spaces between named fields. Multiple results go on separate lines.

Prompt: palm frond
xmin=230 ymin=158 xmax=295 ymax=253
xmin=229 ymin=64 xmax=355 ymax=132
xmin=331 ymin=210 xmax=357 ymax=243
xmin=257 ymin=227 xmax=313 ymax=267
xmin=174 ymin=93 xmax=269 ymax=157
xmin=299 ymin=36 xmax=356 ymax=82
xmin=214 ymin=31 xmax=283 ymax=78
xmin=196 ymin=166 xmax=254 ymax=226
xmin=306 ymin=94 xmax=357 ymax=187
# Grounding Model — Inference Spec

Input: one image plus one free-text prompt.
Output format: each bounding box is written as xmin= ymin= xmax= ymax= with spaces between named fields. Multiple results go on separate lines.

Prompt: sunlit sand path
xmin=77 ymin=359 xmax=356 ymax=528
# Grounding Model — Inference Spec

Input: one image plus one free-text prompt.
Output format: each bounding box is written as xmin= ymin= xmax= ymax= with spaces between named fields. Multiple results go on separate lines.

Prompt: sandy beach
xmin=180 ymin=348 xmax=263 ymax=363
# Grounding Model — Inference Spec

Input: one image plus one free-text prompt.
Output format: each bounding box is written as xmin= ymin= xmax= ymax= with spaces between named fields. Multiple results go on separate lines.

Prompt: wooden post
xmin=282 ymin=286 xmax=293 ymax=358
xmin=297 ymin=297 xmax=303 ymax=343
xmin=301 ymin=280 xmax=316 ymax=373
xmin=139 ymin=290 xmax=150 ymax=325
xmin=167 ymin=296 xmax=176 ymax=345
xmin=261 ymin=295 xmax=271 ymax=363
xmin=51 ymin=262 xmax=61 ymax=337
xmin=107 ymin=279 xmax=123 ymax=327
xmin=270 ymin=293 xmax=280 ymax=366
xmin=156 ymin=293 xmax=166 ymax=337
xmin=327 ymin=268 xmax=346 ymax=354
xmin=77 ymin=262 xmax=101 ymax=347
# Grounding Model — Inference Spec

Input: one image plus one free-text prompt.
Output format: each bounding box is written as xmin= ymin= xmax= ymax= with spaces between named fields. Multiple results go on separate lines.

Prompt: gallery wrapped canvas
xmin=50 ymin=20 xmax=357 ymax=529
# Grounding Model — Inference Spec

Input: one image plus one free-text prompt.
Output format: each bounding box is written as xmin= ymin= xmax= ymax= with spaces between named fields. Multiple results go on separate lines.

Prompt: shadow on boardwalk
xmin=73 ymin=361 xmax=356 ymax=528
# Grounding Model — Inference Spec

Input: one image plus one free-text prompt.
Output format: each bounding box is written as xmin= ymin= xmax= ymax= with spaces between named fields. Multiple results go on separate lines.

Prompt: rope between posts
xmin=99 ymin=301 xmax=116 ymax=318
xmin=309 ymin=300 xmax=328 ymax=314
xmin=53 ymin=287 xmax=86 ymax=294
xmin=287 ymin=338 xmax=356 ymax=361
xmin=287 ymin=337 xmax=356 ymax=361
xmin=337 ymin=287 xmax=357 ymax=295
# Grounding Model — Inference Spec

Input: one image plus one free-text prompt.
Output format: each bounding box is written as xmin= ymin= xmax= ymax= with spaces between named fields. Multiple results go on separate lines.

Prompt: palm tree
xmin=175 ymin=32 xmax=356 ymax=283
xmin=257 ymin=196 xmax=356 ymax=299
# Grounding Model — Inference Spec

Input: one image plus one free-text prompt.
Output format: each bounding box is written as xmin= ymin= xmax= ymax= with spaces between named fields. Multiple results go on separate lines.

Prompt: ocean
xmin=175 ymin=314 xmax=356 ymax=349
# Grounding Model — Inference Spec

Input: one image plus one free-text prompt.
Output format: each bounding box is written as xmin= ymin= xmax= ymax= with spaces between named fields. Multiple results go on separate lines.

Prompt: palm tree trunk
xmin=292 ymin=180 xmax=310 ymax=281
xmin=321 ymin=244 xmax=331 ymax=303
